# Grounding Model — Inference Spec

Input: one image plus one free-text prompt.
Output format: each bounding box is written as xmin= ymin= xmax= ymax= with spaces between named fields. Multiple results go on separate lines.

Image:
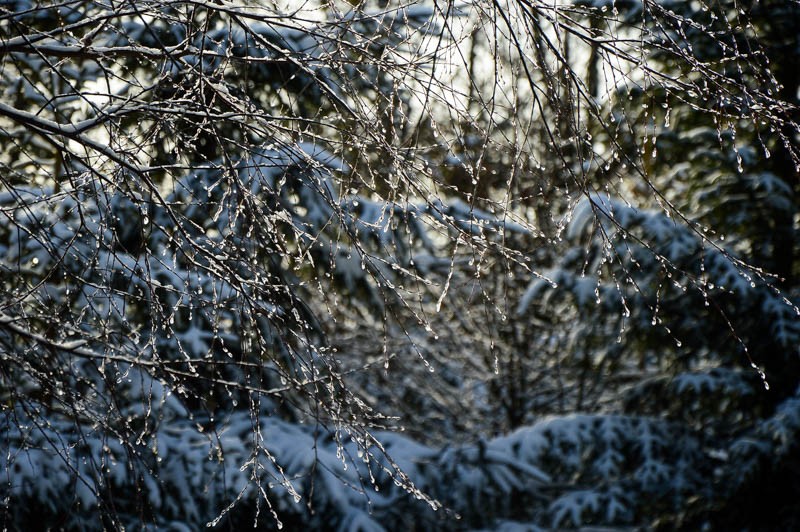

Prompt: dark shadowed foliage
xmin=1 ymin=1 xmax=798 ymax=529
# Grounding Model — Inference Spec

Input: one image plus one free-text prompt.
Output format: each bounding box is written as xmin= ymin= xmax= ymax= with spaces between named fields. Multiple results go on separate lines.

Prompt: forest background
xmin=1 ymin=0 xmax=799 ymax=529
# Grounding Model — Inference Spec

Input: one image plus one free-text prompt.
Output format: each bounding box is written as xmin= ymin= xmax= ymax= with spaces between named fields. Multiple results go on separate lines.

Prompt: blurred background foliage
xmin=1 ymin=0 xmax=799 ymax=529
